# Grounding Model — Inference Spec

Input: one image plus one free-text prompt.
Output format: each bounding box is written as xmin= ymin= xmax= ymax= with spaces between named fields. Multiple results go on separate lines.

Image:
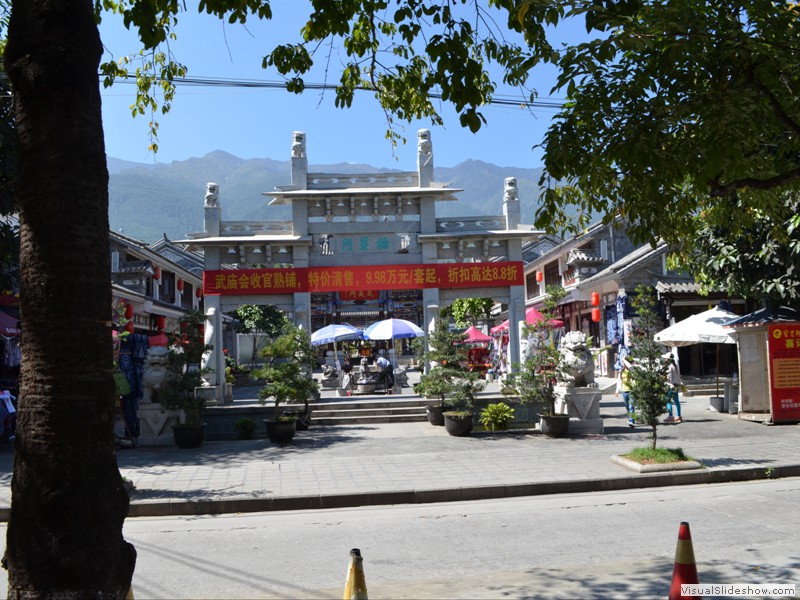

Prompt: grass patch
xmin=623 ymin=447 xmax=693 ymax=464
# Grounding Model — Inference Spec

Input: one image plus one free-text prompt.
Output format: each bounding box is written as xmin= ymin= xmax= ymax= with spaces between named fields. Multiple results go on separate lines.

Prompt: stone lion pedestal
xmin=137 ymin=404 xmax=181 ymax=446
xmin=554 ymin=386 xmax=604 ymax=435
xmin=554 ymin=331 xmax=604 ymax=434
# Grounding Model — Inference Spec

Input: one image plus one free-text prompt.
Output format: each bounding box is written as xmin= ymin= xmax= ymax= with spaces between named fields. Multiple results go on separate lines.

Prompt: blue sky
xmin=99 ymin=1 xmax=575 ymax=170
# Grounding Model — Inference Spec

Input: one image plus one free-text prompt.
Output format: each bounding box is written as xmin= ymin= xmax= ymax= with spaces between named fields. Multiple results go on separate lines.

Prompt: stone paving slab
xmin=1 ymin=388 xmax=798 ymax=520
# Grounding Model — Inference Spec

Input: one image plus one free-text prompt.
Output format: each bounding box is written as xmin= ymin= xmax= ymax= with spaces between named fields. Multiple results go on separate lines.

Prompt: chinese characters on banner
xmin=203 ymin=261 xmax=524 ymax=295
xmin=767 ymin=324 xmax=800 ymax=421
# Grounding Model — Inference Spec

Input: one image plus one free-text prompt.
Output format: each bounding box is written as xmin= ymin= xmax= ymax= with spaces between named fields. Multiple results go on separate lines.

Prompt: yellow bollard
xmin=343 ymin=548 xmax=368 ymax=600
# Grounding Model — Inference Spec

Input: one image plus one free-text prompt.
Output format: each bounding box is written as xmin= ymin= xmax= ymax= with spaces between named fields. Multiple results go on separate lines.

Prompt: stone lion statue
xmin=417 ymin=129 xmax=432 ymax=156
xmin=557 ymin=331 xmax=598 ymax=389
xmin=504 ymin=177 xmax=518 ymax=203
xmin=141 ymin=345 xmax=174 ymax=404
xmin=204 ymin=182 xmax=218 ymax=208
xmin=291 ymin=131 xmax=306 ymax=159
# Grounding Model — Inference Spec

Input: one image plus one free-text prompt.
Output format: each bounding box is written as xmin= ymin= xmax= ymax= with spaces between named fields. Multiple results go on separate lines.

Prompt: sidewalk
xmin=1 ymin=385 xmax=798 ymax=520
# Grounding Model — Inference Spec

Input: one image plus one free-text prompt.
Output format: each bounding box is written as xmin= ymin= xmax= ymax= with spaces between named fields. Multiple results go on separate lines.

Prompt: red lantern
xmin=536 ymin=270 xmax=543 ymax=283
xmin=195 ymin=288 xmax=203 ymax=298
xmin=591 ymin=307 xmax=601 ymax=323
xmin=591 ymin=292 xmax=600 ymax=307
xmin=124 ymin=303 xmax=133 ymax=320
xmin=125 ymin=321 xmax=135 ymax=333
xmin=156 ymin=316 xmax=166 ymax=331
xmin=177 ymin=279 xmax=184 ymax=292
xmin=153 ymin=266 xmax=161 ymax=280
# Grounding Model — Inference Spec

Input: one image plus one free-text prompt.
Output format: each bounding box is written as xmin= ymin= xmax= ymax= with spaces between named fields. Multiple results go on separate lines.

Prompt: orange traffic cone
xmin=343 ymin=548 xmax=368 ymax=600
xmin=669 ymin=521 xmax=700 ymax=599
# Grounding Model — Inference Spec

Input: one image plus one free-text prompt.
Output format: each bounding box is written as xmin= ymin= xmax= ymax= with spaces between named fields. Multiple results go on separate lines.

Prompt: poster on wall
xmin=767 ymin=324 xmax=800 ymax=422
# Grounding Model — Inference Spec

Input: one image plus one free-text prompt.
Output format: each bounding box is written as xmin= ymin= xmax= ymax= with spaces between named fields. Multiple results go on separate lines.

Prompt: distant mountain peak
xmin=108 ymin=150 xmax=547 ymax=243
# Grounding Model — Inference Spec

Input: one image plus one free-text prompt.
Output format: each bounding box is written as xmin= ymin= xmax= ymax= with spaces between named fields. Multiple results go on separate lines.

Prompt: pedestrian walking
xmin=664 ymin=355 xmax=683 ymax=423
xmin=616 ymin=359 xmax=636 ymax=427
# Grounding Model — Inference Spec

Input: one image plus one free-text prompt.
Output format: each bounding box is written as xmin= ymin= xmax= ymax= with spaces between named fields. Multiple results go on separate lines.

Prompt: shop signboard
xmin=203 ymin=261 xmax=524 ymax=295
xmin=767 ymin=323 xmax=800 ymax=422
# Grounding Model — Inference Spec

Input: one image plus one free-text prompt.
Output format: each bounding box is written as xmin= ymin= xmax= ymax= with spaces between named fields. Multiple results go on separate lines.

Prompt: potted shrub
xmin=414 ymin=367 xmax=457 ymax=426
xmin=442 ymin=372 xmax=485 ymax=437
xmin=412 ymin=318 xmax=469 ymax=426
xmin=159 ymin=309 xmax=213 ymax=448
xmin=233 ymin=417 xmax=257 ymax=440
xmin=509 ymin=286 xmax=570 ymax=437
xmin=251 ymin=323 xmax=319 ymax=444
xmin=479 ymin=402 xmax=515 ymax=431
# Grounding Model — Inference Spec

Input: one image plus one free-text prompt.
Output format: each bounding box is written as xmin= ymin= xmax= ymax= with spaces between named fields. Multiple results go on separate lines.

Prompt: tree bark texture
xmin=3 ymin=0 xmax=136 ymax=597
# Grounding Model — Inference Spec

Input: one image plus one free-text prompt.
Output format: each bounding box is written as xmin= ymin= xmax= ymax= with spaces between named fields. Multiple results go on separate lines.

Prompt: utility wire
xmin=102 ymin=72 xmax=566 ymax=110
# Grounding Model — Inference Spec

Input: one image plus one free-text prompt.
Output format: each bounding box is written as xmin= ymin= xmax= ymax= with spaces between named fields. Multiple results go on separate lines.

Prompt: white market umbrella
xmin=310 ymin=323 xmax=363 ymax=365
xmin=363 ymin=318 xmax=425 ymax=366
xmin=654 ymin=305 xmax=738 ymax=396
xmin=311 ymin=323 xmax=363 ymax=346
xmin=654 ymin=306 xmax=738 ymax=346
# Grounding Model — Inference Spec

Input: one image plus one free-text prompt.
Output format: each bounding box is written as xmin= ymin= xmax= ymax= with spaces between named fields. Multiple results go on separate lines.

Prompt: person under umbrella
xmin=376 ymin=355 xmax=394 ymax=394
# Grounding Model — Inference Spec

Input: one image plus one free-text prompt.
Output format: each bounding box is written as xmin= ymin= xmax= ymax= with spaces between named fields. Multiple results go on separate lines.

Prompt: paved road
xmin=4 ymin=478 xmax=797 ymax=599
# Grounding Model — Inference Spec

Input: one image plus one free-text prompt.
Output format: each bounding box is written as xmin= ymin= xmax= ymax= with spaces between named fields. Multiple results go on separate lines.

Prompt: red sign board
xmin=203 ymin=261 xmax=524 ymax=296
xmin=767 ymin=324 xmax=800 ymax=422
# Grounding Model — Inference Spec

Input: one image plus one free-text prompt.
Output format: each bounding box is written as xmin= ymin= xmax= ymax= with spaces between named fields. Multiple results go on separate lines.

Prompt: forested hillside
xmin=108 ymin=151 xmax=546 ymax=242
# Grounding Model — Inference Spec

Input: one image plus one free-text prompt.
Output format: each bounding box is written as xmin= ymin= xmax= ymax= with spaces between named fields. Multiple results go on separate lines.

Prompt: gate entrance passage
xmin=179 ymin=129 xmax=542 ymax=403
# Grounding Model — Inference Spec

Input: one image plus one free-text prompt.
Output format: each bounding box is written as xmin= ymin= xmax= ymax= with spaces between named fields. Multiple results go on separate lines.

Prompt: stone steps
xmin=204 ymin=394 xmax=431 ymax=439
xmin=284 ymin=397 xmax=429 ymax=425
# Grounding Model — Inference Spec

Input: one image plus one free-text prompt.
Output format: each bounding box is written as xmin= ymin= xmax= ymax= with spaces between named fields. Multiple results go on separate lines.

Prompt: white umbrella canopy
xmin=311 ymin=323 xmax=363 ymax=367
xmin=654 ymin=305 xmax=739 ymax=398
xmin=310 ymin=323 xmax=364 ymax=346
xmin=654 ymin=306 xmax=738 ymax=347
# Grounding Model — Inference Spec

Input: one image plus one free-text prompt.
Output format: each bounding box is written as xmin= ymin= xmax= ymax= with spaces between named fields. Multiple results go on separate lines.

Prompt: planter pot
xmin=283 ymin=411 xmax=312 ymax=431
xmin=172 ymin=423 xmax=206 ymax=449
xmin=426 ymin=404 xmax=454 ymax=426
xmin=539 ymin=414 xmax=570 ymax=438
xmin=443 ymin=411 xmax=474 ymax=437
xmin=264 ymin=419 xmax=297 ymax=444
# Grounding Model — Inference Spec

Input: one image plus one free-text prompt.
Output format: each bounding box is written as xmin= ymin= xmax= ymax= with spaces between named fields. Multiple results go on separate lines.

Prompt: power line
xmin=103 ymin=72 xmax=566 ymax=110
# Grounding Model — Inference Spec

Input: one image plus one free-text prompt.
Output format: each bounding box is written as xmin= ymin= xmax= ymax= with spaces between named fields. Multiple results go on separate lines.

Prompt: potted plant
xmin=414 ymin=367 xmax=457 ymax=425
xmin=509 ymin=286 xmax=571 ymax=437
xmin=251 ymin=323 xmax=319 ymax=444
xmin=159 ymin=309 xmax=213 ymax=448
xmin=479 ymin=402 xmax=515 ymax=431
xmin=233 ymin=417 xmax=257 ymax=440
xmin=412 ymin=318 xmax=470 ymax=426
xmin=442 ymin=372 xmax=485 ymax=437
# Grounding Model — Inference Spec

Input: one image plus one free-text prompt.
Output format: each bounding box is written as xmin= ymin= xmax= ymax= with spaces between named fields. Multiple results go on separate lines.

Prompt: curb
xmin=118 ymin=463 xmax=800 ymax=519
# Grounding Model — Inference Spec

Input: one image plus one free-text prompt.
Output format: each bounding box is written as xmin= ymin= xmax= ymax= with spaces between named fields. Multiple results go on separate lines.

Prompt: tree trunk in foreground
xmin=3 ymin=0 xmax=136 ymax=596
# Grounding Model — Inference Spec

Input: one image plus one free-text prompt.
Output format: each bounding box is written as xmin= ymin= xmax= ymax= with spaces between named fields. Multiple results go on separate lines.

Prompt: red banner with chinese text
xmin=767 ymin=323 xmax=800 ymax=422
xmin=203 ymin=261 xmax=524 ymax=296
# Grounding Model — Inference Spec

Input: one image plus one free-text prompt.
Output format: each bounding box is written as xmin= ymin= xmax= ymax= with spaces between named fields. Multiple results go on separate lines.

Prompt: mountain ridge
xmin=108 ymin=152 xmax=546 ymax=242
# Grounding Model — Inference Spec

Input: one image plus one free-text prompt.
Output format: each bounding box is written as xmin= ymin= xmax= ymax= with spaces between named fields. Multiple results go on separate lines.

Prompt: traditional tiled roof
xmin=725 ymin=305 xmax=800 ymax=327
xmin=566 ymin=248 xmax=605 ymax=265
xmin=656 ymin=281 xmax=703 ymax=295
xmin=116 ymin=260 xmax=153 ymax=275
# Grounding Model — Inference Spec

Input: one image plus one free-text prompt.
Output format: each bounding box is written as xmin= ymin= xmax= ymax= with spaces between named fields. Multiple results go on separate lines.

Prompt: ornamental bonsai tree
xmin=509 ymin=286 xmax=567 ymax=417
xmin=412 ymin=317 xmax=470 ymax=407
xmin=159 ymin=309 xmax=213 ymax=428
xmin=252 ymin=323 xmax=320 ymax=421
